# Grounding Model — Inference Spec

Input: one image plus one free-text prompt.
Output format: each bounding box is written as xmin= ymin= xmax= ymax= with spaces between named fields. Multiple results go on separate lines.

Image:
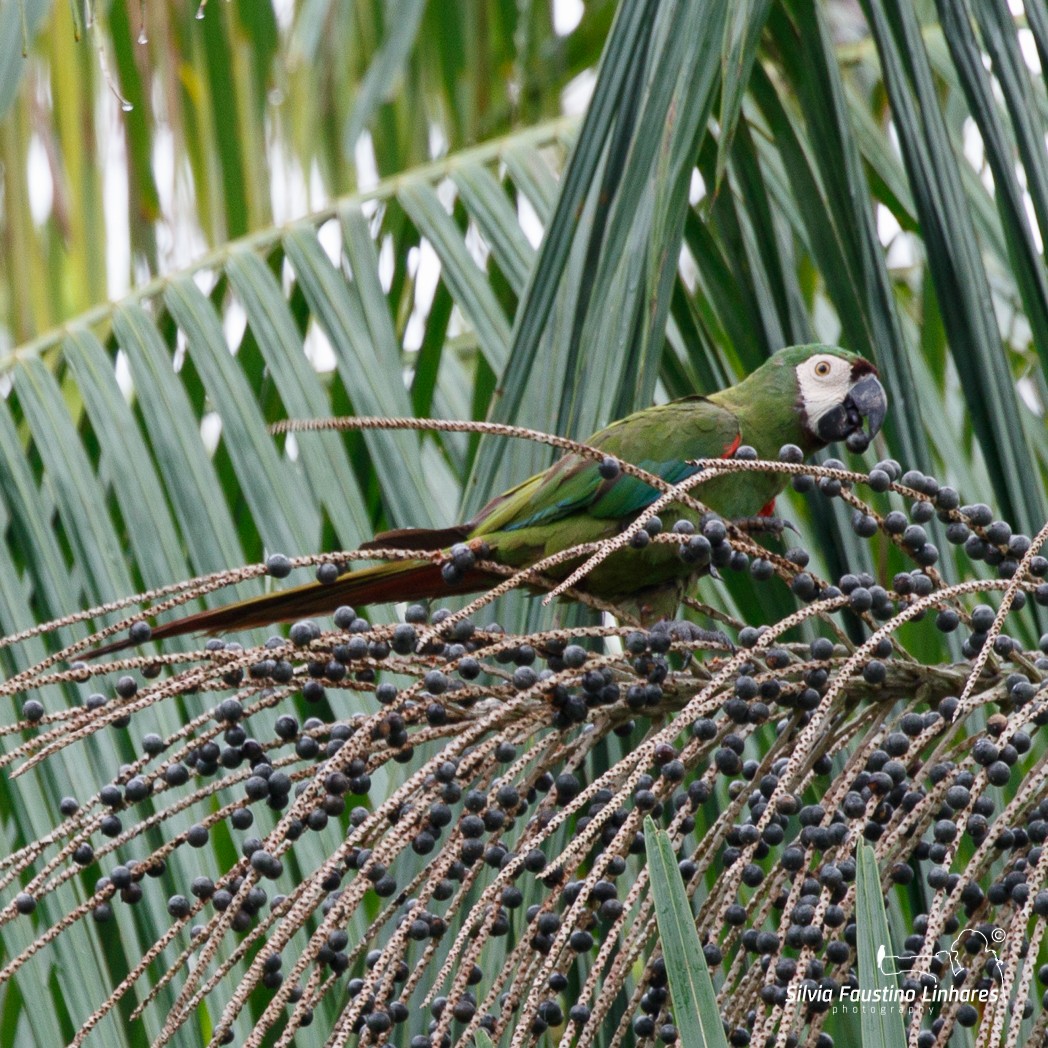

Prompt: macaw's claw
xmin=649 ymin=619 xmax=737 ymax=656
xmin=731 ymin=515 xmax=798 ymax=539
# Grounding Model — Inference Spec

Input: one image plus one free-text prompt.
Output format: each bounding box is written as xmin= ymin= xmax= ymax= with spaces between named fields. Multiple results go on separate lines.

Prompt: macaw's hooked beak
xmin=816 ymin=370 xmax=888 ymax=453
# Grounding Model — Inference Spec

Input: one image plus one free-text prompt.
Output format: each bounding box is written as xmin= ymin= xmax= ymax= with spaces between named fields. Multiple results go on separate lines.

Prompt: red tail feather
xmin=358 ymin=525 xmax=471 ymax=552
xmin=88 ymin=559 xmax=489 ymax=658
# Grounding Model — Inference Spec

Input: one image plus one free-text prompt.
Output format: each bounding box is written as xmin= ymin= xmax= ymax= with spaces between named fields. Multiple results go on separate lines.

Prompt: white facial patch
xmin=796 ymin=354 xmax=854 ymax=430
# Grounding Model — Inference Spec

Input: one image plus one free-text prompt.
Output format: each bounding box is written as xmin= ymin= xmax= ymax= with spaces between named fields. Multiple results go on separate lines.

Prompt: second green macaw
xmin=97 ymin=343 xmax=886 ymax=651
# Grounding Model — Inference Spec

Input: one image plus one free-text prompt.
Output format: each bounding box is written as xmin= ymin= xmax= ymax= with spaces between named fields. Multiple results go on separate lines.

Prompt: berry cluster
xmin=1 ymin=448 xmax=1048 ymax=1047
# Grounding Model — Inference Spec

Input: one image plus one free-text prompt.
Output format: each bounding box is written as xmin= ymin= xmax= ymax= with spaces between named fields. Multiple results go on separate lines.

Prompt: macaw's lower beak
xmin=816 ymin=373 xmax=888 ymax=452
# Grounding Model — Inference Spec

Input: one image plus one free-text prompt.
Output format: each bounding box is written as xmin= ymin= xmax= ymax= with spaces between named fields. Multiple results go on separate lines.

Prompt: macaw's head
xmin=768 ymin=343 xmax=888 ymax=453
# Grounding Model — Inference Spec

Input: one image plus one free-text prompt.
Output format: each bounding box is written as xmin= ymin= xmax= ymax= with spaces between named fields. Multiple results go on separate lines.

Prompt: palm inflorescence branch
xmin=2 ymin=434 xmax=1048 ymax=1048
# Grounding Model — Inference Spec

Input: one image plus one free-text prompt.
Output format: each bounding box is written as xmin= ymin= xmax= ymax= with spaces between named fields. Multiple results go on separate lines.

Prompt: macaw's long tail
xmin=88 ymin=555 xmax=490 ymax=658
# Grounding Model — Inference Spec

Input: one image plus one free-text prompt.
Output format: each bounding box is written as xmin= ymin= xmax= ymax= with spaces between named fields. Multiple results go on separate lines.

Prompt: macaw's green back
xmin=463 ymin=346 xmax=828 ymax=619
xmin=90 ymin=344 xmax=887 ymax=654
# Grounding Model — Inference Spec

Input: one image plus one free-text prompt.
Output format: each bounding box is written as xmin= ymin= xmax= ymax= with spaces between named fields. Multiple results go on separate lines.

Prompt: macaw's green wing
xmin=469 ymin=396 xmax=740 ymax=536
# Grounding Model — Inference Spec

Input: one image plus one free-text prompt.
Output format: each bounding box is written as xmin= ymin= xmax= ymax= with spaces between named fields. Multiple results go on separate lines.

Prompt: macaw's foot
xmin=648 ymin=618 xmax=736 ymax=657
xmin=730 ymin=515 xmax=798 ymax=539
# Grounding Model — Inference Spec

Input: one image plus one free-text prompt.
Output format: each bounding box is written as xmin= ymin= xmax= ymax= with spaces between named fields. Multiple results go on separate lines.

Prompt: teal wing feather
xmin=469 ymin=397 xmax=740 ymax=536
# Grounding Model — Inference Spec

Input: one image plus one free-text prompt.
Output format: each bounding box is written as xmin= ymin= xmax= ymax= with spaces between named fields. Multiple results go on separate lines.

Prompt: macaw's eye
xmin=814 ymin=360 xmax=832 ymax=377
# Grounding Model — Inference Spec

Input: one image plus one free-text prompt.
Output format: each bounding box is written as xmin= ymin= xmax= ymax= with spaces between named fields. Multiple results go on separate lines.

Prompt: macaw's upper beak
xmin=816 ymin=372 xmax=888 ymax=452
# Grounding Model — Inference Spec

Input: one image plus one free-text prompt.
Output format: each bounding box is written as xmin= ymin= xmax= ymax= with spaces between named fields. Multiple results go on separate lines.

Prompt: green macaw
xmin=96 ymin=344 xmax=886 ymax=651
